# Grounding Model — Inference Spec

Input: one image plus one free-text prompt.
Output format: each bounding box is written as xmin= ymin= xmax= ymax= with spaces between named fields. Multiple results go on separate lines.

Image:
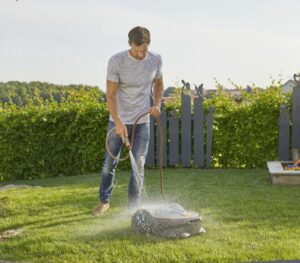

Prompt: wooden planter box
xmin=267 ymin=161 xmax=300 ymax=185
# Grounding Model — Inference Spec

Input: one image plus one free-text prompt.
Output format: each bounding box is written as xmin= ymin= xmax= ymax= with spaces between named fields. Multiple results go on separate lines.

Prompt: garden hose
xmin=105 ymin=112 xmax=165 ymax=199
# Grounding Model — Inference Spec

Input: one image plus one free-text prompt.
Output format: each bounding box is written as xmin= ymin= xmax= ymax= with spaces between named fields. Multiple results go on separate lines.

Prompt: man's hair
xmin=128 ymin=26 xmax=151 ymax=46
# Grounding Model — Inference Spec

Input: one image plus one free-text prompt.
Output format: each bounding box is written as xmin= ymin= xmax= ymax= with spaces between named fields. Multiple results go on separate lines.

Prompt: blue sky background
xmin=1 ymin=0 xmax=300 ymax=90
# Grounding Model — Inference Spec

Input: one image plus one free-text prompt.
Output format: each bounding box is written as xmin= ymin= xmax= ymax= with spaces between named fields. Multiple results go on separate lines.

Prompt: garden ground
xmin=0 ymin=169 xmax=299 ymax=263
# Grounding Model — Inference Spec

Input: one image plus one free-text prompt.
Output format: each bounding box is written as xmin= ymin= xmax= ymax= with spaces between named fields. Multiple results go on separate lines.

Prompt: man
xmin=93 ymin=26 xmax=164 ymax=215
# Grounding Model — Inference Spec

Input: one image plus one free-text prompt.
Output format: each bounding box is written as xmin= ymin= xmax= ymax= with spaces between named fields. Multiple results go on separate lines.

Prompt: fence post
xmin=169 ymin=110 xmax=179 ymax=166
xmin=181 ymin=83 xmax=192 ymax=167
xmin=193 ymin=84 xmax=205 ymax=167
xmin=206 ymin=107 xmax=215 ymax=168
xmin=292 ymin=74 xmax=300 ymax=149
xmin=146 ymin=115 xmax=155 ymax=167
xmin=156 ymin=103 xmax=167 ymax=167
xmin=279 ymin=104 xmax=290 ymax=161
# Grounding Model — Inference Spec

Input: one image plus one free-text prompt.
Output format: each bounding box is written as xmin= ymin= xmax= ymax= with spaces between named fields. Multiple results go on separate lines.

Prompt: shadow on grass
xmin=2 ymin=210 xmax=92 ymax=231
xmin=0 ymin=171 xmax=130 ymax=189
xmin=75 ymin=220 xmax=199 ymax=245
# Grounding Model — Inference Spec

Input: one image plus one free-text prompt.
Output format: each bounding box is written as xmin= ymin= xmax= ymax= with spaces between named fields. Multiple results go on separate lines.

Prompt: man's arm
xmin=150 ymin=77 xmax=164 ymax=117
xmin=106 ymin=80 xmax=127 ymax=142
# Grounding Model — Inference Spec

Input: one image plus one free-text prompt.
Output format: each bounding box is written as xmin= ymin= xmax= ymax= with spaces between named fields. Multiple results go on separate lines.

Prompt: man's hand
xmin=149 ymin=105 xmax=161 ymax=118
xmin=115 ymin=120 xmax=128 ymax=143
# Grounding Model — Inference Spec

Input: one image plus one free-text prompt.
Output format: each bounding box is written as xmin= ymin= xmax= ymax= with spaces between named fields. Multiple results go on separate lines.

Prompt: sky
xmin=1 ymin=0 xmax=300 ymax=91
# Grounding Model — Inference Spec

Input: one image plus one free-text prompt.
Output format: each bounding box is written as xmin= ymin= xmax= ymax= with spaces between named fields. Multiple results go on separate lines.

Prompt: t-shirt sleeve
xmin=154 ymin=55 xmax=163 ymax=80
xmin=106 ymin=57 xmax=119 ymax=83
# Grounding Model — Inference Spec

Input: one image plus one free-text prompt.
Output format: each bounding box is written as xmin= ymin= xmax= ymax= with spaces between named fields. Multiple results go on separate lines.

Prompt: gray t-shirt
xmin=106 ymin=50 xmax=162 ymax=124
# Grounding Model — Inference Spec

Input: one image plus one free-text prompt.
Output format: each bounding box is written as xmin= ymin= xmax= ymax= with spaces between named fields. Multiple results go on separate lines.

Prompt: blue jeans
xmin=99 ymin=121 xmax=150 ymax=205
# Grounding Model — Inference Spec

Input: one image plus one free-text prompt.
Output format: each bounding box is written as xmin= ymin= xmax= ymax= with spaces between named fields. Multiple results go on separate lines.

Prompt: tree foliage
xmin=0 ymin=81 xmax=105 ymax=107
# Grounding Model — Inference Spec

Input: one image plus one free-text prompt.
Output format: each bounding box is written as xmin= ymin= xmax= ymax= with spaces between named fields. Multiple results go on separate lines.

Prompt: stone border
xmin=267 ymin=161 xmax=300 ymax=185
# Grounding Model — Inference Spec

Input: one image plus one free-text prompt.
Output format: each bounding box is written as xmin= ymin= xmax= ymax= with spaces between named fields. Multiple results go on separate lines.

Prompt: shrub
xmin=0 ymin=81 xmax=105 ymax=107
xmin=0 ymin=101 xmax=109 ymax=180
xmin=0 ymin=84 xmax=292 ymax=181
xmin=203 ymin=86 xmax=291 ymax=168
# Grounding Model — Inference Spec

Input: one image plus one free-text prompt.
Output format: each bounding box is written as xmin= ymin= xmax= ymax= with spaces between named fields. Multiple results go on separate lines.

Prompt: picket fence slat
xmin=169 ymin=110 xmax=179 ymax=166
xmin=194 ymin=94 xmax=205 ymax=167
xmin=292 ymin=81 xmax=300 ymax=149
xmin=206 ymin=107 xmax=214 ymax=168
xmin=156 ymin=103 xmax=167 ymax=167
xmin=145 ymin=116 xmax=155 ymax=166
xmin=279 ymin=105 xmax=290 ymax=161
xmin=181 ymin=93 xmax=192 ymax=167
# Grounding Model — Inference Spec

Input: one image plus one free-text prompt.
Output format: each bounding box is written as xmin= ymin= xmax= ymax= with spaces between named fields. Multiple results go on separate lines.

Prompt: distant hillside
xmin=0 ymin=81 xmax=105 ymax=106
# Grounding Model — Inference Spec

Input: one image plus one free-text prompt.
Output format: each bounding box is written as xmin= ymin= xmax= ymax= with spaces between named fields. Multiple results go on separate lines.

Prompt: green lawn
xmin=0 ymin=169 xmax=299 ymax=263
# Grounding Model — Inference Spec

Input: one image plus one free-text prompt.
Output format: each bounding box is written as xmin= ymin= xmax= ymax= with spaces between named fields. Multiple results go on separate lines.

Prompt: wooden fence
xmin=146 ymin=82 xmax=215 ymax=168
xmin=279 ymin=74 xmax=300 ymax=160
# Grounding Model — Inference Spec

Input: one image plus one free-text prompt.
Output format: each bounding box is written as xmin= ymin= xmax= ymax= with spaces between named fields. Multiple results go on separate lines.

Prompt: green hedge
xmin=0 ymin=86 xmax=292 ymax=181
xmin=0 ymin=102 xmax=110 ymax=181
xmin=203 ymin=87 xmax=291 ymax=168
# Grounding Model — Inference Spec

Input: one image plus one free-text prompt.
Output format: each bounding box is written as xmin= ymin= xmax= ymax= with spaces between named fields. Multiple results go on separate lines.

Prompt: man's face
xmin=129 ymin=42 xmax=149 ymax=60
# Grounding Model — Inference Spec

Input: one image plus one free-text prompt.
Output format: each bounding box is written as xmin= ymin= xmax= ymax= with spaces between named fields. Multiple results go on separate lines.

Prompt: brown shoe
xmin=92 ymin=202 xmax=110 ymax=216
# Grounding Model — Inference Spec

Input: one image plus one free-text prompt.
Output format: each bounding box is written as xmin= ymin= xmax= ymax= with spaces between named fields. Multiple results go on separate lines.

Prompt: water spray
xmin=105 ymin=111 xmax=165 ymax=199
xmin=105 ymin=111 xmax=205 ymax=238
